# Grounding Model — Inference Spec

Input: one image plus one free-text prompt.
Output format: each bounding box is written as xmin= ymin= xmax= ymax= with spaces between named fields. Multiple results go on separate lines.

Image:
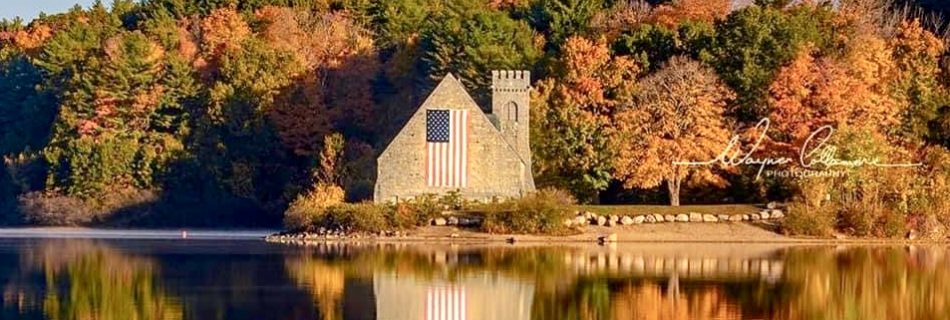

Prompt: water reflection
xmin=2 ymin=239 xmax=949 ymax=320
xmin=2 ymin=240 xmax=182 ymax=320
xmin=285 ymin=243 xmax=950 ymax=320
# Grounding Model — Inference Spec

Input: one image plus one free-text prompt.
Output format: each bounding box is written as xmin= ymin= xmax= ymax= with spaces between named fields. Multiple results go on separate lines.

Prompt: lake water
xmin=1 ymin=233 xmax=948 ymax=320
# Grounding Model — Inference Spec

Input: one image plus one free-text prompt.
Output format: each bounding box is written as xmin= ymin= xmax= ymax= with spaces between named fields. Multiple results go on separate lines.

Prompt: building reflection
xmin=373 ymin=271 xmax=534 ymax=320
xmin=285 ymin=243 xmax=788 ymax=320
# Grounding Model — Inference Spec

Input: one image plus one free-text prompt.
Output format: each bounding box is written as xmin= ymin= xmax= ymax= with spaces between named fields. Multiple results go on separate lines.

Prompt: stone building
xmin=374 ymin=71 xmax=535 ymax=203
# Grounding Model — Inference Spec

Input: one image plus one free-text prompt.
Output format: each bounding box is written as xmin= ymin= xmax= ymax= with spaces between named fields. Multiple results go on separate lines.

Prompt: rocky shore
xmin=265 ymin=205 xmax=789 ymax=245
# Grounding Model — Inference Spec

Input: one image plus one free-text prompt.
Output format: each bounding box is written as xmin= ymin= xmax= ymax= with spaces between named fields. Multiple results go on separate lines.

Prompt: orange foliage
xmin=199 ymin=7 xmax=251 ymax=60
xmin=651 ymin=0 xmax=730 ymax=28
xmin=257 ymin=7 xmax=379 ymax=156
xmin=614 ymin=56 xmax=734 ymax=206
xmin=769 ymin=37 xmax=900 ymax=148
xmin=557 ymin=36 xmax=639 ymax=119
xmin=890 ymin=19 xmax=946 ymax=82
xmin=1 ymin=24 xmax=54 ymax=53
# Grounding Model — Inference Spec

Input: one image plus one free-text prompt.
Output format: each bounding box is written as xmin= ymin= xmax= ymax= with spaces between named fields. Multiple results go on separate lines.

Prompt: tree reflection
xmin=284 ymin=256 xmax=345 ymax=320
xmin=267 ymin=244 xmax=950 ymax=320
xmin=14 ymin=240 xmax=182 ymax=320
xmin=774 ymin=246 xmax=950 ymax=320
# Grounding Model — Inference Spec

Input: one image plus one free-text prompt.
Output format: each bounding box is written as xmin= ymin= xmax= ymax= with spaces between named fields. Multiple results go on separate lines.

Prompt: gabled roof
xmin=378 ymin=73 xmax=529 ymax=168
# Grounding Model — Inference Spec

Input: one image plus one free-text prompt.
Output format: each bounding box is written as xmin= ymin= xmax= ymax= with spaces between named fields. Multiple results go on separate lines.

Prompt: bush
xmin=284 ymin=183 xmax=345 ymax=231
xmin=477 ymin=188 xmax=576 ymax=235
xmin=323 ymin=203 xmax=389 ymax=233
xmin=16 ymin=189 xmax=159 ymax=226
xmin=784 ymin=202 xmax=836 ymax=237
xmin=389 ymin=195 xmax=442 ymax=229
xmin=17 ymin=192 xmax=96 ymax=225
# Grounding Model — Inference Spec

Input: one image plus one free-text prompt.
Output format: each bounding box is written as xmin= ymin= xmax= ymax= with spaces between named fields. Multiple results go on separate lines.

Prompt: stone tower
xmin=491 ymin=70 xmax=531 ymax=168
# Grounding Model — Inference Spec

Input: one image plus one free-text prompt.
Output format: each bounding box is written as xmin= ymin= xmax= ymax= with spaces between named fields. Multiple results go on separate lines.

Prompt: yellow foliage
xmin=613 ymin=56 xmax=734 ymax=206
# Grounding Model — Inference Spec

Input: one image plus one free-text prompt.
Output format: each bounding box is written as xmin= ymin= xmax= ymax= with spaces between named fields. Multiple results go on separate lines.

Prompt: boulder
xmin=675 ymin=214 xmax=689 ymax=222
xmin=573 ymin=215 xmax=589 ymax=226
xmin=620 ymin=216 xmax=635 ymax=225
xmin=597 ymin=216 xmax=608 ymax=226
xmin=652 ymin=214 xmax=665 ymax=223
xmin=447 ymin=216 xmax=459 ymax=226
xmin=750 ymin=213 xmax=761 ymax=220
xmin=664 ymin=214 xmax=676 ymax=222
xmin=759 ymin=210 xmax=771 ymax=219
xmin=741 ymin=214 xmax=750 ymax=221
xmin=770 ymin=209 xmax=785 ymax=219
xmin=563 ymin=218 xmax=574 ymax=227
xmin=609 ymin=215 xmax=620 ymax=224
xmin=702 ymin=214 xmax=718 ymax=222
xmin=729 ymin=215 xmax=743 ymax=222
xmin=433 ymin=217 xmax=447 ymax=226
xmin=645 ymin=215 xmax=657 ymax=223
xmin=766 ymin=201 xmax=780 ymax=209
xmin=717 ymin=214 xmax=730 ymax=221
xmin=689 ymin=212 xmax=703 ymax=222
xmin=633 ymin=215 xmax=646 ymax=224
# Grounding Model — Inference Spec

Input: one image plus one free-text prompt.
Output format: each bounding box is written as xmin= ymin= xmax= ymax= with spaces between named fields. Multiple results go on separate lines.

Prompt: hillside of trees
xmin=1 ymin=0 xmax=948 ymax=230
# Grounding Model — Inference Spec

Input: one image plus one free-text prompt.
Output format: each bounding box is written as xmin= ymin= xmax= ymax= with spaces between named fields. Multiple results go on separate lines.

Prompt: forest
xmin=0 ymin=0 xmax=948 ymax=233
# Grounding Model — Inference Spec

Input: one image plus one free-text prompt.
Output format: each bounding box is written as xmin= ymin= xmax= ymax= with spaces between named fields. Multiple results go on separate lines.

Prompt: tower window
xmin=506 ymin=101 xmax=518 ymax=122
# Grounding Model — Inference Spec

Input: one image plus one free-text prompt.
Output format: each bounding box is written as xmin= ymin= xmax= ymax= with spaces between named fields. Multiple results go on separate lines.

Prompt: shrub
xmin=323 ymin=203 xmax=389 ymax=233
xmin=389 ymin=195 xmax=442 ymax=229
xmin=15 ymin=188 xmax=159 ymax=226
xmin=477 ymin=188 xmax=576 ymax=235
xmin=284 ymin=183 xmax=345 ymax=231
xmin=784 ymin=201 xmax=836 ymax=237
xmin=783 ymin=178 xmax=836 ymax=237
xmin=17 ymin=192 xmax=96 ymax=226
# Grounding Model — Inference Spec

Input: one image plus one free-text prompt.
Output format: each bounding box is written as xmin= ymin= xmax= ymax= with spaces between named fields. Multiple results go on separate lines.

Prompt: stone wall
xmin=375 ymin=74 xmax=534 ymax=203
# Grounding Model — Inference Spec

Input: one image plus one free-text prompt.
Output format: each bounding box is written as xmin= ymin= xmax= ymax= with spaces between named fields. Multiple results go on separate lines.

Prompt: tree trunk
xmin=668 ymin=177 xmax=681 ymax=207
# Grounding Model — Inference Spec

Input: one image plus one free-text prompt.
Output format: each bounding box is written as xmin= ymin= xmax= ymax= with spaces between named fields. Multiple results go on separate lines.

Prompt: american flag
xmin=425 ymin=285 xmax=467 ymax=320
xmin=426 ymin=109 xmax=469 ymax=188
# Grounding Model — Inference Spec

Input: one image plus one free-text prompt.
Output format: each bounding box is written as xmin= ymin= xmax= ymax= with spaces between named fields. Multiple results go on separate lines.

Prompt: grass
xmin=574 ymin=204 xmax=763 ymax=216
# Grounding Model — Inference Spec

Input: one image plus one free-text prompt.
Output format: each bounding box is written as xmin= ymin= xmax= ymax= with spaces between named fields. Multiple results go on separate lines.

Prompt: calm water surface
xmin=1 ymin=235 xmax=948 ymax=320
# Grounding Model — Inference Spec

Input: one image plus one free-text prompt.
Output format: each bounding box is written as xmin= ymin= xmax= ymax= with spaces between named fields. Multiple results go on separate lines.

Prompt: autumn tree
xmin=888 ymin=20 xmax=949 ymax=141
xmin=257 ymin=7 xmax=379 ymax=156
xmin=768 ymin=36 xmax=901 ymax=148
xmin=199 ymin=6 xmax=251 ymax=63
xmin=614 ymin=56 xmax=734 ymax=206
xmin=650 ymin=0 xmax=730 ymax=29
xmin=533 ymin=36 xmax=639 ymax=202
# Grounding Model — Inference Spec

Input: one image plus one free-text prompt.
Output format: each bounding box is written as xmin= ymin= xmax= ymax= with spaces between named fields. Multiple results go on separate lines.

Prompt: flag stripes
xmin=426 ymin=109 xmax=469 ymax=188
xmin=425 ymin=285 xmax=467 ymax=320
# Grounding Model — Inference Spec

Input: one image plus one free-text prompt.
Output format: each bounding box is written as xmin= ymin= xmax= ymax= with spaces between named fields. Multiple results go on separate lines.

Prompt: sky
xmin=0 ymin=0 xmax=98 ymax=22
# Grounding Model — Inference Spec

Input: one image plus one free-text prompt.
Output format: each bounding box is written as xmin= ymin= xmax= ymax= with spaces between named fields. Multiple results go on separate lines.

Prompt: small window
xmin=506 ymin=101 xmax=518 ymax=122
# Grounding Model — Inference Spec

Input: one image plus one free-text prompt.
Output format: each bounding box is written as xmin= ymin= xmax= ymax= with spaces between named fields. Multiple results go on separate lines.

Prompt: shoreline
xmin=265 ymin=224 xmax=950 ymax=245
xmin=0 ymin=225 xmax=945 ymax=244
